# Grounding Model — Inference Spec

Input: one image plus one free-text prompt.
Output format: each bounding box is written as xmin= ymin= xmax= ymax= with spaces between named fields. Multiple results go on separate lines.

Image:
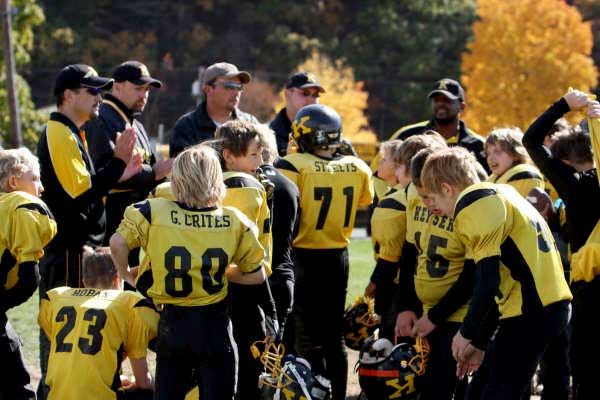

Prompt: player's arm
xmin=0 ymin=262 xmax=39 ymax=312
xmin=111 ymin=201 xmax=151 ymax=286
xmin=110 ymin=233 xmax=134 ymax=286
xmin=392 ymin=242 xmax=421 ymax=314
xmin=274 ymin=157 xmax=299 ymax=186
xmin=38 ymin=291 xmax=53 ymax=339
xmin=226 ymin=264 xmax=266 ymax=285
xmin=126 ymin=357 xmax=153 ymax=390
xmin=522 ymin=98 xmax=580 ymax=198
xmin=455 ymin=197 xmax=505 ymax=349
xmin=2 ymin=204 xmax=57 ymax=311
xmin=229 ymin=213 xmax=268 ymax=285
xmin=427 ymin=259 xmax=477 ymax=326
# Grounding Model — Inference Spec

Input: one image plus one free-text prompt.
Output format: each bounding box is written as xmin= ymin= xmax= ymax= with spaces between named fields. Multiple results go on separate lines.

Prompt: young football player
xmin=0 ymin=148 xmax=57 ymax=400
xmin=485 ymin=127 xmax=544 ymax=198
xmin=275 ymin=104 xmax=374 ymax=400
xmin=39 ymin=247 xmax=158 ymax=400
xmin=110 ymin=145 xmax=267 ymax=400
xmin=214 ymin=120 xmax=278 ymax=400
xmin=420 ymin=147 xmax=572 ymax=399
xmin=364 ymin=139 xmax=404 ymax=339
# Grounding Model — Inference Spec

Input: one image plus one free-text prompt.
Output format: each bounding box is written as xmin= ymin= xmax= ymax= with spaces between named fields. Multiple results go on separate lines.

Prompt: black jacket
xmin=390 ymin=119 xmax=488 ymax=172
xmin=269 ymin=108 xmax=292 ymax=156
xmin=523 ymin=98 xmax=600 ymax=253
xmin=169 ymin=101 xmax=259 ymax=157
xmin=85 ymin=94 xmax=159 ymax=240
xmin=38 ymin=112 xmax=126 ymax=250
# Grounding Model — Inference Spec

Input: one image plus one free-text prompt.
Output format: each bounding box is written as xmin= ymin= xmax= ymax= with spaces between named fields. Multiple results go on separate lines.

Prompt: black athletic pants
xmin=0 ymin=314 xmax=35 ymax=400
xmin=466 ymin=301 xmax=570 ymax=400
xmin=155 ymin=302 xmax=237 ymax=400
xmin=293 ymin=247 xmax=349 ymax=400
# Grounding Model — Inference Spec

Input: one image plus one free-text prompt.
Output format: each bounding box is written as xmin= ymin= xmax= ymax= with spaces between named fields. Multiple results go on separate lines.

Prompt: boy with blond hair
xmin=419 ymin=147 xmax=571 ymax=399
xmin=110 ymin=145 xmax=267 ymax=400
xmin=0 ymin=148 xmax=57 ymax=399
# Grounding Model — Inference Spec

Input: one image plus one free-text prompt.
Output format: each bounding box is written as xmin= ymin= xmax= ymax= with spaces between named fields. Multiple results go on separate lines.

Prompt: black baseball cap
xmin=428 ymin=78 xmax=465 ymax=101
xmin=286 ymin=72 xmax=325 ymax=93
xmin=113 ymin=61 xmax=162 ymax=88
xmin=54 ymin=64 xmax=114 ymax=96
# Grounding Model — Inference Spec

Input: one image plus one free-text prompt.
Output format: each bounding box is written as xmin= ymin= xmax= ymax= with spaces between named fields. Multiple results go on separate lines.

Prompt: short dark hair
xmin=56 ymin=92 xmax=65 ymax=107
xmin=410 ymin=148 xmax=436 ymax=187
xmin=550 ymin=128 xmax=593 ymax=165
xmin=82 ymin=247 xmax=117 ymax=289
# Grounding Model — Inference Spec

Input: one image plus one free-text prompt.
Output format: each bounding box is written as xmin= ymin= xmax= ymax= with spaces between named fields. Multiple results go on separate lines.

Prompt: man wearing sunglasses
xmin=37 ymin=64 xmax=142 ymax=399
xmin=270 ymin=72 xmax=325 ymax=156
xmin=169 ymin=62 xmax=258 ymax=157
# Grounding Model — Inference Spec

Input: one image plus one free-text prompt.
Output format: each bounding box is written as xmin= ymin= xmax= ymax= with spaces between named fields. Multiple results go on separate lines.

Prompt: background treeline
xmin=3 ymin=0 xmax=600 ymax=148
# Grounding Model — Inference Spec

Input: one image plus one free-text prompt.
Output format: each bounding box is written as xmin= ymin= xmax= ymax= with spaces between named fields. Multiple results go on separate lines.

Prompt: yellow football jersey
xmin=488 ymin=163 xmax=544 ymax=199
xmin=372 ymin=175 xmax=391 ymax=205
xmin=38 ymin=287 xmax=159 ymax=400
xmin=371 ymin=185 xmax=407 ymax=262
xmin=223 ymin=171 xmax=272 ymax=275
xmin=117 ymin=198 xmax=265 ymax=306
xmin=407 ymin=188 xmax=469 ymax=322
xmin=454 ymin=182 xmax=572 ymax=319
xmin=277 ymin=152 xmax=374 ymax=249
xmin=0 ymin=191 xmax=57 ymax=290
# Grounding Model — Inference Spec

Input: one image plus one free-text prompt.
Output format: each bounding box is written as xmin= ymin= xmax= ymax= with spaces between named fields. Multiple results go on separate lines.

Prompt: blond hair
xmin=393 ymin=133 xmax=446 ymax=167
xmin=485 ymin=127 xmax=530 ymax=165
xmin=171 ymin=145 xmax=226 ymax=208
xmin=254 ymin=124 xmax=278 ymax=165
xmin=379 ymin=139 xmax=403 ymax=160
xmin=0 ymin=148 xmax=40 ymax=192
xmin=421 ymin=147 xmax=481 ymax=193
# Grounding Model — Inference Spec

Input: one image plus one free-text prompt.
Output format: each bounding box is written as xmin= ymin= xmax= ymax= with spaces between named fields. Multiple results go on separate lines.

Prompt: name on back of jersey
xmin=314 ymin=160 xmax=358 ymax=173
xmin=413 ymin=205 xmax=454 ymax=232
xmin=169 ymin=210 xmax=232 ymax=229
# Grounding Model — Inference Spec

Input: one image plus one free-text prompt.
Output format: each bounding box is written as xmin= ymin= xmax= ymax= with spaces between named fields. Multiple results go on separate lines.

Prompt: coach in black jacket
xmin=169 ymin=62 xmax=258 ymax=157
xmin=86 ymin=61 xmax=172 ymax=243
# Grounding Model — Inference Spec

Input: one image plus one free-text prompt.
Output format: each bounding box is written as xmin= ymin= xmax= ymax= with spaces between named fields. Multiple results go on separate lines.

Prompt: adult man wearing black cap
xmin=387 ymin=78 xmax=487 ymax=169
xmin=169 ymin=61 xmax=259 ymax=157
xmin=269 ymin=72 xmax=325 ymax=156
xmin=36 ymin=64 xmax=141 ymax=399
xmin=86 ymin=61 xmax=172 ymax=245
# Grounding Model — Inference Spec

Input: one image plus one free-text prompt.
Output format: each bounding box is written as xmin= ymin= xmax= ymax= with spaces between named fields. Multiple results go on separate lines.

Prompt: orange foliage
xmin=461 ymin=0 xmax=597 ymax=134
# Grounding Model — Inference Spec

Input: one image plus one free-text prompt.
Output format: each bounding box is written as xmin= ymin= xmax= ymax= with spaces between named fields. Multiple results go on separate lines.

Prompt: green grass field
xmin=6 ymin=238 xmax=375 ymax=373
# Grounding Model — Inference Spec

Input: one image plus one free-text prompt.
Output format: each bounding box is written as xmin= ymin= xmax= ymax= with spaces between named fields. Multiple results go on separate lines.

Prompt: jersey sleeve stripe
xmin=16 ymin=203 xmax=55 ymax=219
xmin=133 ymin=298 xmax=157 ymax=310
xmin=133 ymin=200 xmax=152 ymax=224
xmin=274 ymin=158 xmax=299 ymax=173
xmin=507 ymin=171 xmax=543 ymax=182
xmin=454 ymin=188 xmax=497 ymax=218
xmin=377 ymin=198 xmax=406 ymax=211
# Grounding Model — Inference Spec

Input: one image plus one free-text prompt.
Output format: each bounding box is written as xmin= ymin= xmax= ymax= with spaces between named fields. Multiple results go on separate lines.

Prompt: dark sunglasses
xmin=76 ymin=87 xmax=103 ymax=96
xmin=212 ymin=81 xmax=244 ymax=91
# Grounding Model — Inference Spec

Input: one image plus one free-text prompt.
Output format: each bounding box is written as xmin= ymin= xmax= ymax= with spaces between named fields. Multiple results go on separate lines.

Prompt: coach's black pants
xmin=0 ymin=314 xmax=35 ymax=400
xmin=293 ymin=247 xmax=349 ymax=400
xmin=155 ymin=302 xmax=237 ymax=400
xmin=466 ymin=300 xmax=570 ymax=400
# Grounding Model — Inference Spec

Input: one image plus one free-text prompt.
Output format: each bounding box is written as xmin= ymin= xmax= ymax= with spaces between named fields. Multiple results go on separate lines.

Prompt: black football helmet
xmin=343 ymin=296 xmax=381 ymax=351
xmin=292 ymin=104 xmax=343 ymax=153
xmin=358 ymin=337 xmax=430 ymax=400
xmin=258 ymin=354 xmax=332 ymax=400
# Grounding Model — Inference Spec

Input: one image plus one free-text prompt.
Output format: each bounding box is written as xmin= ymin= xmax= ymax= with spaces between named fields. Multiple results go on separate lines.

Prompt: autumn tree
xmin=461 ymin=0 xmax=597 ymax=134
xmin=0 ymin=0 xmax=45 ymax=148
xmin=280 ymin=50 xmax=378 ymax=145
